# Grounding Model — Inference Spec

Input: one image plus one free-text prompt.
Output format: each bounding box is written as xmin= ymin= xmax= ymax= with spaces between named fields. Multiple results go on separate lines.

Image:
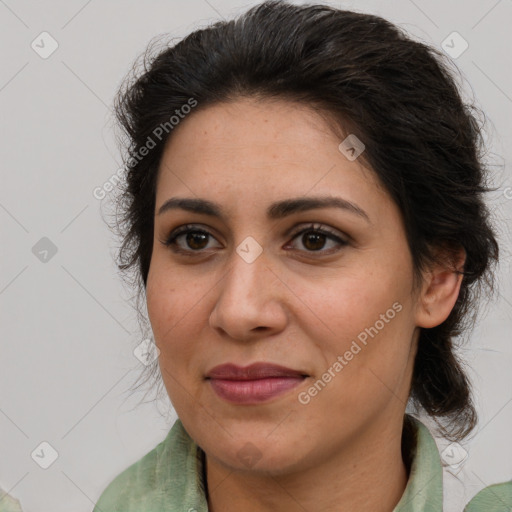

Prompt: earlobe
xmin=415 ymin=248 xmax=465 ymax=329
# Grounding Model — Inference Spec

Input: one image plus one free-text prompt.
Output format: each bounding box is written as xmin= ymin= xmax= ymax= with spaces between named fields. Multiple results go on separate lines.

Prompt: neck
xmin=205 ymin=415 xmax=411 ymax=512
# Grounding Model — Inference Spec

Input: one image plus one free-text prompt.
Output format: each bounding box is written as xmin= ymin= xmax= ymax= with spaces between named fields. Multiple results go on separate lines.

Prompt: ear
xmin=415 ymin=246 xmax=466 ymax=329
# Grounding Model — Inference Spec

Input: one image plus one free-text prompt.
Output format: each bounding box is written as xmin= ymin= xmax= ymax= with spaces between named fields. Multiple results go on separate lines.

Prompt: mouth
xmin=206 ymin=362 xmax=309 ymax=404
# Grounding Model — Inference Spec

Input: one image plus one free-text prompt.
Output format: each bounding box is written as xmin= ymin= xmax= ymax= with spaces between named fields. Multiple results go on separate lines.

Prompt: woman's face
xmin=146 ymin=97 xmax=422 ymax=474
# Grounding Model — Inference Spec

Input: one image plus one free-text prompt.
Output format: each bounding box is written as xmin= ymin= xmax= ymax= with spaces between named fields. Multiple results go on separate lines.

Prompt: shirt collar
xmin=392 ymin=415 xmax=443 ymax=511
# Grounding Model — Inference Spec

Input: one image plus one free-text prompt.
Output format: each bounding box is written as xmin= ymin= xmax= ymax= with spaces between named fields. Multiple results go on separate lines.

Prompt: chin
xmin=207 ymin=433 xmax=311 ymax=476
xmin=229 ymin=450 xmax=302 ymax=475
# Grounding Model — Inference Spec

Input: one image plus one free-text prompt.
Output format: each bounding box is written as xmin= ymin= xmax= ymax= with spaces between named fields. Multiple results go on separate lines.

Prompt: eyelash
xmin=161 ymin=223 xmax=349 ymax=257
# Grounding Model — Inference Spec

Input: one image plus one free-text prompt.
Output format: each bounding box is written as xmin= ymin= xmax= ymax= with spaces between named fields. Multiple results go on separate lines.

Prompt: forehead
xmin=155 ymin=97 xmax=391 ymax=220
xmin=163 ymin=98 xmax=355 ymax=163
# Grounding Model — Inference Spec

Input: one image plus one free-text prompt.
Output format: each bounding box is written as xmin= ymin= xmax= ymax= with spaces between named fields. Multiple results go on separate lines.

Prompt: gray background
xmin=0 ymin=1 xmax=511 ymax=511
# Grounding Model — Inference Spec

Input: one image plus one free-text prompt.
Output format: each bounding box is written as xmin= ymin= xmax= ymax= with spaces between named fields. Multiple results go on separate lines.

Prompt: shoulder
xmin=92 ymin=434 xmax=169 ymax=511
xmin=464 ymin=480 xmax=512 ymax=511
xmin=93 ymin=419 xmax=207 ymax=512
xmin=0 ymin=488 xmax=23 ymax=512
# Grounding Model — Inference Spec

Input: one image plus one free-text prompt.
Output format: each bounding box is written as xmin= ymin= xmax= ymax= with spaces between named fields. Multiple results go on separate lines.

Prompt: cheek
xmin=147 ymin=254 xmax=196 ymax=332
xmin=146 ymin=264 xmax=191 ymax=356
xmin=146 ymin=260 xmax=215 ymax=380
xmin=294 ymin=255 xmax=415 ymax=384
xmin=300 ymin=273 xmax=406 ymax=341
xmin=297 ymin=284 xmax=413 ymax=429
xmin=146 ymin=271 xmax=204 ymax=409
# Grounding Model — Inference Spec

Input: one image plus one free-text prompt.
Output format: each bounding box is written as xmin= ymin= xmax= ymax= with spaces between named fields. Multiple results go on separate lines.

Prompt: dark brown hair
xmin=109 ymin=0 xmax=499 ymax=441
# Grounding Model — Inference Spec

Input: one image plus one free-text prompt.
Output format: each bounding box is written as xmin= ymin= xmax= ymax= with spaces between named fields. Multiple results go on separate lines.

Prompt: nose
xmin=209 ymin=247 xmax=289 ymax=342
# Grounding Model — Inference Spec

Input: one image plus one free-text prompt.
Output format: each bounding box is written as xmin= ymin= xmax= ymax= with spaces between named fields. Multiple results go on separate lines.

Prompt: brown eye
xmin=184 ymin=231 xmax=209 ymax=250
xmin=286 ymin=223 xmax=348 ymax=255
xmin=162 ymin=223 xmax=348 ymax=257
xmin=301 ymin=232 xmax=328 ymax=251
xmin=163 ymin=225 xmax=222 ymax=254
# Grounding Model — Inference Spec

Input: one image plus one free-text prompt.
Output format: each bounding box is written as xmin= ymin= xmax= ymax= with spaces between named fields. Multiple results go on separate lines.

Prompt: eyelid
xmin=286 ymin=222 xmax=348 ymax=243
xmin=162 ymin=223 xmax=223 ymax=249
xmin=162 ymin=222 xmax=349 ymax=254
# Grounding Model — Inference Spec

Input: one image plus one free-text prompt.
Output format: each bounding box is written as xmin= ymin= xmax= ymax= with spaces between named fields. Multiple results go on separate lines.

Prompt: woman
xmin=89 ymin=1 xmax=511 ymax=510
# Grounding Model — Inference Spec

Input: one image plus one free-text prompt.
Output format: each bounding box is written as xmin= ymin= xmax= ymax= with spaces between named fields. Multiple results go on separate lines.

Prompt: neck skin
xmin=205 ymin=413 xmax=410 ymax=512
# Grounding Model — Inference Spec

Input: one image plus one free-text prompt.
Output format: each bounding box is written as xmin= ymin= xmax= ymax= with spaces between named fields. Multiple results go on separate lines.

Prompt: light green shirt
xmin=91 ymin=415 xmax=511 ymax=511
xmin=1 ymin=415 xmax=510 ymax=511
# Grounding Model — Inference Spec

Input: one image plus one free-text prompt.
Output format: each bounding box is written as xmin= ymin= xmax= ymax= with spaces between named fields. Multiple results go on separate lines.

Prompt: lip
xmin=206 ymin=363 xmax=308 ymax=404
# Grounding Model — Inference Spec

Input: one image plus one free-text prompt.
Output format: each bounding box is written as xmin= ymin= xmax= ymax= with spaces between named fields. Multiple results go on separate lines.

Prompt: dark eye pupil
xmin=187 ymin=232 xmax=208 ymax=250
xmin=303 ymin=232 xmax=326 ymax=251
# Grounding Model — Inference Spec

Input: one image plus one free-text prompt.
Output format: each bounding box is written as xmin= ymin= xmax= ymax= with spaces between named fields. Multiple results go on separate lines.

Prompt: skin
xmin=146 ymin=97 xmax=464 ymax=512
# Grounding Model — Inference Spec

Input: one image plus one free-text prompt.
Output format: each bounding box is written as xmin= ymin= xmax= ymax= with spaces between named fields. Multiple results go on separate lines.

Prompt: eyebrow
xmin=157 ymin=196 xmax=371 ymax=223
